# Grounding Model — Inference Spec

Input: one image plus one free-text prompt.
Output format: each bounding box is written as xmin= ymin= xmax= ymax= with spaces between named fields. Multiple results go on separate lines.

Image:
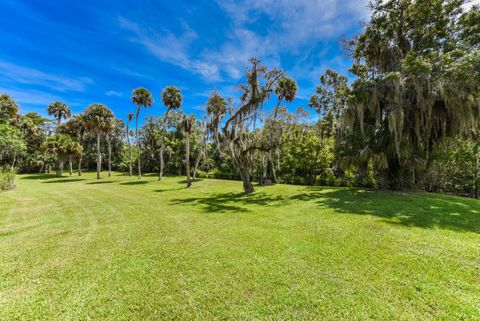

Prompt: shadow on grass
xmin=154 ymin=187 xmax=183 ymax=193
xmin=170 ymin=192 xmax=286 ymax=213
xmin=177 ymin=178 xmax=204 ymax=184
xmin=21 ymin=174 xmax=59 ymax=180
xmin=87 ymin=180 xmax=115 ymax=185
xmin=42 ymin=178 xmax=86 ymax=184
xmin=120 ymin=181 xmax=149 ymax=185
xmin=290 ymin=187 xmax=480 ymax=234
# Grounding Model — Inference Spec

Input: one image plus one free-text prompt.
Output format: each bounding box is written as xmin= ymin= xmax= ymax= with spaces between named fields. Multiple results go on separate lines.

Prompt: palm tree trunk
xmin=127 ymin=122 xmax=133 ymax=176
xmin=273 ymin=96 xmax=281 ymax=119
xmin=193 ymin=149 xmax=202 ymax=180
xmin=159 ymin=144 xmax=165 ymax=180
xmin=106 ymin=134 xmax=112 ymax=177
xmin=78 ymin=136 xmax=83 ymax=176
xmin=135 ymin=109 xmax=141 ymax=179
xmin=78 ymin=152 xmax=83 ymax=176
xmin=69 ymin=156 xmax=73 ymax=176
xmin=186 ymin=130 xmax=191 ymax=188
xmin=96 ymin=133 xmax=101 ymax=179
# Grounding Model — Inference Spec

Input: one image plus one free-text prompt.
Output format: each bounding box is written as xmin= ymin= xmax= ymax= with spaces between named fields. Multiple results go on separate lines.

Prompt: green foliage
xmin=83 ymin=104 xmax=115 ymax=134
xmin=47 ymin=101 xmax=71 ymax=124
xmin=0 ymin=93 xmax=19 ymax=123
xmin=0 ymin=123 xmax=27 ymax=163
xmin=0 ymin=167 xmax=16 ymax=190
xmin=161 ymin=86 xmax=183 ymax=111
xmin=131 ymin=87 xmax=154 ymax=108
xmin=339 ymin=0 xmax=480 ymax=189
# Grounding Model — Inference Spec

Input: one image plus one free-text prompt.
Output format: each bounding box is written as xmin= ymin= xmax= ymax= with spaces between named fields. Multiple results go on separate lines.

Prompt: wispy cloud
xmin=105 ymin=90 xmax=123 ymax=97
xmin=117 ymin=0 xmax=369 ymax=84
xmin=119 ymin=17 xmax=221 ymax=81
xmin=0 ymin=61 xmax=93 ymax=92
xmin=0 ymin=87 xmax=87 ymax=115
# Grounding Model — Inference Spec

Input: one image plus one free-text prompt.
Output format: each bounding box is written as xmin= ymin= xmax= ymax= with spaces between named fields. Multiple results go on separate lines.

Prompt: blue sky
xmin=0 ymin=0 xmax=372 ymax=123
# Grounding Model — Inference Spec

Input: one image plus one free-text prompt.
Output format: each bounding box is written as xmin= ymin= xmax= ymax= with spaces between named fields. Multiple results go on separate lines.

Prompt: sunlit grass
xmin=1 ymin=172 xmax=479 ymax=320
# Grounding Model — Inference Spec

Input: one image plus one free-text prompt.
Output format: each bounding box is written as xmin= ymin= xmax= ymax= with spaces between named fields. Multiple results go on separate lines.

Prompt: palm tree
xmin=48 ymin=101 xmax=71 ymax=127
xmin=161 ymin=86 xmax=182 ymax=115
xmin=76 ymin=114 xmax=87 ymax=176
xmin=0 ymin=93 xmax=19 ymax=123
xmin=83 ymin=104 xmax=115 ymax=179
xmin=43 ymin=134 xmax=80 ymax=177
xmin=105 ymin=118 xmax=116 ymax=177
xmin=131 ymin=88 xmax=153 ymax=179
xmin=126 ymin=113 xmax=134 ymax=176
xmin=162 ymin=86 xmax=191 ymax=187
xmin=273 ymin=77 xmax=297 ymax=118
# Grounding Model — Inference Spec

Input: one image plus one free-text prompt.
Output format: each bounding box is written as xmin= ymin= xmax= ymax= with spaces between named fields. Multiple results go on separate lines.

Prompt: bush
xmin=0 ymin=167 xmax=16 ymax=191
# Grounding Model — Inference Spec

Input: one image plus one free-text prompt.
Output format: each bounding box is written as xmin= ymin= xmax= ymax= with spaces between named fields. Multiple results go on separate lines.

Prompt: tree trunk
xmin=262 ymin=153 xmax=268 ymax=179
xmin=270 ymin=154 xmax=277 ymax=183
xmin=69 ymin=156 xmax=73 ymax=176
xmin=136 ymin=109 xmax=141 ymax=179
xmin=159 ymin=144 xmax=165 ymax=180
xmin=127 ymin=122 xmax=133 ymax=177
xmin=78 ymin=152 xmax=83 ymax=176
xmin=273 ymin=96 xmax=281 ymax=119
xmin=47 ymin=164 xmax=51 ymax=174
xmin=78 ymin=136 xmax=83 ymax=176
xmin=237 ymin=155 xmax=255 ymax=193
xmin=193 ymin=149 xmax=202 ymax=180
xmin=56 ymin=159 xmax=64 ymax=177
xmin=241 ymin=170 xmax=255 ymax=193
xmin=11 ymin=153 xmax=16 ymax=171
xmin=185 ymin=130 xmax=192 ymax=188
xmin=106 ymin=134 xmax=112 ymax=177
xmin=475 ymin=149 xmax=479 ymax=199
xmin=96 ymin=133 xmax=101 ymax=179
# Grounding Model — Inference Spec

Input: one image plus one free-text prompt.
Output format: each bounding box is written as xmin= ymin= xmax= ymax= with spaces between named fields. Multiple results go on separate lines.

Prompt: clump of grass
xmin=0 ymin=167 xmax=16 ymax=191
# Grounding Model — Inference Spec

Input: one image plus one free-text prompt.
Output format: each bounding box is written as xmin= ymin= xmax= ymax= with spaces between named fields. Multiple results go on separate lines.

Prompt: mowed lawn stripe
xmin=0 ymin=172 xmax=479 ymax=320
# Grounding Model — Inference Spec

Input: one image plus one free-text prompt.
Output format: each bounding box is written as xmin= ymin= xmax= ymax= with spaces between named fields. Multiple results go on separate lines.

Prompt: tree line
xmin=1 ymin=0 xmax=479 ymax=197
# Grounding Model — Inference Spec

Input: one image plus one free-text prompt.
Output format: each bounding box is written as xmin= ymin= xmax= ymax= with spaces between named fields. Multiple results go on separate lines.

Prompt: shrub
xmin=0 ymin=167 xmax=16 ymax=191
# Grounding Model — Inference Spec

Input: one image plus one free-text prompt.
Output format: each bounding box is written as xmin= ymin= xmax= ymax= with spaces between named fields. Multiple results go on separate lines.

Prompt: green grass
xmin=1 ymin=172 xmax=479 ymax=320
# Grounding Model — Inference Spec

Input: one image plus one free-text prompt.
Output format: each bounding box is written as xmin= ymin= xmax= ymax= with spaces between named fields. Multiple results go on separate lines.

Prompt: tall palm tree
xmin=162 ymin=86 xmax=191 ymax=187
xmin=84 ymin=104 xmax=115 ymax=179
xmin=131 ymin=88 xmax=153 ymax=179
xmin=48 ymin=101 xmax=71 ymax=127
xmin=76 ymin=114 xmax=87 ymax=176
xmin=161 ymin=86 xmax=182 ymax=114
xmin=126 ymin=113 xmax=134 ymax=176
xmin=105 ymin=118 xmax=116 ymax=177
xmin=273 ymin=77 xmax=297 ymax=118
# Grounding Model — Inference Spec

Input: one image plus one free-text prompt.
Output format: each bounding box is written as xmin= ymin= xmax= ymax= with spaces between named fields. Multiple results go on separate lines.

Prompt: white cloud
xmin=105 ymin=90 xmax=123 ymax=97
xmin=0 ymin=87 xmax=87 ymax=116
xmin=0 ymin=61 xmax=93 ymax=92
xmin=119 ymin=17 xmax=221 ymax=81
xmin=117 ymin=1 xmax=369 ymax=83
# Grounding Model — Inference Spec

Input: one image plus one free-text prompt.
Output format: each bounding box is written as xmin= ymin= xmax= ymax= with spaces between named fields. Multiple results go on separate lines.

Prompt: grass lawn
xmin=0 ymin=172 xmax=479 ymax=320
